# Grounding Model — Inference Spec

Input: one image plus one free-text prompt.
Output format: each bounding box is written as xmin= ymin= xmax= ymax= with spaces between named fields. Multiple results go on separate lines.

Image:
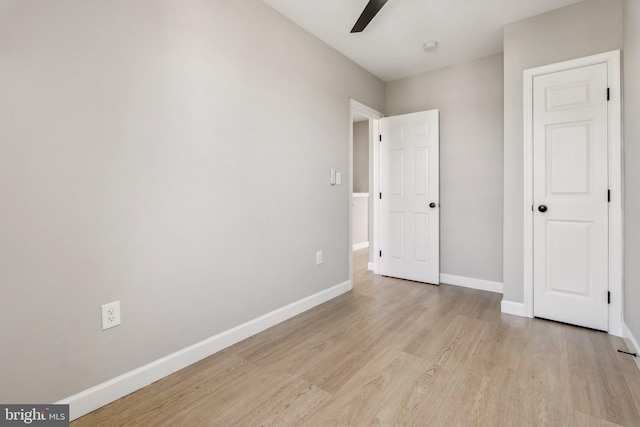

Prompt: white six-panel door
xmin=380 ymin=110 xmax=439 ymax=284
xmin=533 ymin=63 xmax=609 ymax=331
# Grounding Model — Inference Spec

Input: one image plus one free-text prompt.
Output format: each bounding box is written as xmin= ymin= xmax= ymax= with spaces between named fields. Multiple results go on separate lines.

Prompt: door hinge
xmin=608 ymin=291 xmax=611 ymax=304
xmin=379 ymin=192 xmax=382 ymax=200
xmin=608 ymin=189 xmax=611 ymax=202
xmin=379 ymin=134 xmax=382 ymax=142
xmin=379 ymin=250 xmax=382 ymax=257
xmin=607 ymin=88 xmax=610 ymax=101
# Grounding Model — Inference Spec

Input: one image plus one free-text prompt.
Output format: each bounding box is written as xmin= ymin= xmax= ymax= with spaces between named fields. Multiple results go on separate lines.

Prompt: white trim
xmin=367 ymin=262 xmax=374 ymax=271
xmin=440 ymin=274 xmax=503 ymax=294
xmin=349 ymin=99 xmax=383 ymax=281
xmin=371 ymin=118 xmax=381 ymax=275
xmin=350 ymin=99 xmax=384 ymax=121
xmin=352 ymin=193 xmax=370 ymax=198
xmin=623 ymin=324 xmax=640 ymax=372
xmin=57 ymin=280 xmax=352 ymax=421
xmin=353 ymin=241 xmax=369 ymax=251
xmin=501 ymin=300 xmax=526 ymax=317
xmin=522 ymin=50 xmax=623 ymax=335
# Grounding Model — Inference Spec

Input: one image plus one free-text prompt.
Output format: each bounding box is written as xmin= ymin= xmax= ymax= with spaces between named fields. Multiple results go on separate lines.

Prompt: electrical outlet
xmin=316 ymin=250 xmax=323 ymax=265
xmin=101 ymin=301 xmax=121 ymax=330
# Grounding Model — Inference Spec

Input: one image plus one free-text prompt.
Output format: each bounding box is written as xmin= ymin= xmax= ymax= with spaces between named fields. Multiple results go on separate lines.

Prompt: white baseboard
xmin=439 ymin=274 xmax=503 ymax=294
xmin=352 ymin=241 xmax=369 ymax=251
xmin=623 ymin=323 xmax=640 ymax=372
xmin=367 ymin=262 xmax=374 ymax=271
xmin=57 ymin=280 xmax=352 ymax=421
xmin=501 ymin=300 xmax=527 ymax=317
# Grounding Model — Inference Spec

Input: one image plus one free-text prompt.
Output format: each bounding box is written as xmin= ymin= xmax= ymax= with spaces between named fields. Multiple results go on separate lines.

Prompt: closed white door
xmin=380 ymin=110 xmax=439 ymax=284
xmin=533 ymin=63 xmax=609 ymax=331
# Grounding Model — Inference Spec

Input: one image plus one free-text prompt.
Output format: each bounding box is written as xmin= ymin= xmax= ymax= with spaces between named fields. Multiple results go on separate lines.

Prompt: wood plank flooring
xmin=72 ymin=249 xmax=640 ymax=426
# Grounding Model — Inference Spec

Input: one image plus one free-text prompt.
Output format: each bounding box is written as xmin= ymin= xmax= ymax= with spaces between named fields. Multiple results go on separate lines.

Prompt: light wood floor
xmin=73 ymin=249 xmax=640 ymax=426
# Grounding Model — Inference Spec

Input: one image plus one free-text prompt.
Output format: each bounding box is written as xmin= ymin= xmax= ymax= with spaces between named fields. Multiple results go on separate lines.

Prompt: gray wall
xmin=386 ymin=54 xmax=504 ymax=283
xmin=624 ymin=0 xmax=640 ymax=341
xmin=502 ymin=0 xmax=623 ymax=303
xmin=353 ymin=121 xmax=369 ymax=193
xmin=0 ymin=0 xmax=384 ymax=403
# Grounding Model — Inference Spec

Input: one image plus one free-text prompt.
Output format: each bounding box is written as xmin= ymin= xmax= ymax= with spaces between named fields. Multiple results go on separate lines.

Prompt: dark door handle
xmin=429 ymin=202 xmax=437 ymax=208
xmin=538 ymin=204 xmax=548 ymax=213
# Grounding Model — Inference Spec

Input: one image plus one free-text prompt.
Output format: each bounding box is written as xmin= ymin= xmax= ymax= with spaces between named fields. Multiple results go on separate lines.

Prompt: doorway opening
xmin=349 ymin=100 xmax=383 ymax=287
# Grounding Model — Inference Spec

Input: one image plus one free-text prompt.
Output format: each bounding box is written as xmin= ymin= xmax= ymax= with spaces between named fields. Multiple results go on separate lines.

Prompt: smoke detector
xmin=423 ymin=41 xmax=438 ymax=52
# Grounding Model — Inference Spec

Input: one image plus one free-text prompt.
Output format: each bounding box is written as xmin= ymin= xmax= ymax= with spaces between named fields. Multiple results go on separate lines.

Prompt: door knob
xmin=429 ymin=202 xmax=437 ymax=208
xmin=538 ymin=204 xmax=548 ymax=213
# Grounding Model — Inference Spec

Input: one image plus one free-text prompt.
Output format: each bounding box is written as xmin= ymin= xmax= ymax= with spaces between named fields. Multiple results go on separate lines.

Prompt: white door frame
xmin=523 ymin=50 xmax=623 ymax=336
xmin=349 ymin=99 xmax=384 ymax=282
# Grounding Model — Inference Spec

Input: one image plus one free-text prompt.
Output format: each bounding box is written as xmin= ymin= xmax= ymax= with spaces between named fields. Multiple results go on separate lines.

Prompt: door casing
xmin=523 ymin=50 xmax=623 ymax=336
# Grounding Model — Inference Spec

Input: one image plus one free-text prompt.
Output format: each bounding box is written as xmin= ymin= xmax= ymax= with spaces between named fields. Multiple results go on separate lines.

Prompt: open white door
xmin=379 ymin=110 xmax=439 ymax=284
xmin=532 ymin=63 xmax=609 ymax=331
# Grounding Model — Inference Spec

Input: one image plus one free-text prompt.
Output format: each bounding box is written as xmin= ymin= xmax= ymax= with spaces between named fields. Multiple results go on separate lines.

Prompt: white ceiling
xmin=263 ymin=0 xmax=584 ymax=82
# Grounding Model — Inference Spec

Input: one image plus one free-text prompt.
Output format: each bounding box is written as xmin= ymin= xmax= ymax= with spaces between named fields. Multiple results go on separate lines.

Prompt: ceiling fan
xmin=351 ymin=0 xmax=389 ymax=33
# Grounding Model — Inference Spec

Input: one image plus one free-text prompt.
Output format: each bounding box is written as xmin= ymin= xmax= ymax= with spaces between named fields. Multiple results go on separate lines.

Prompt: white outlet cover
xmin=101 ymin=301 xmax=121 ymax=330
